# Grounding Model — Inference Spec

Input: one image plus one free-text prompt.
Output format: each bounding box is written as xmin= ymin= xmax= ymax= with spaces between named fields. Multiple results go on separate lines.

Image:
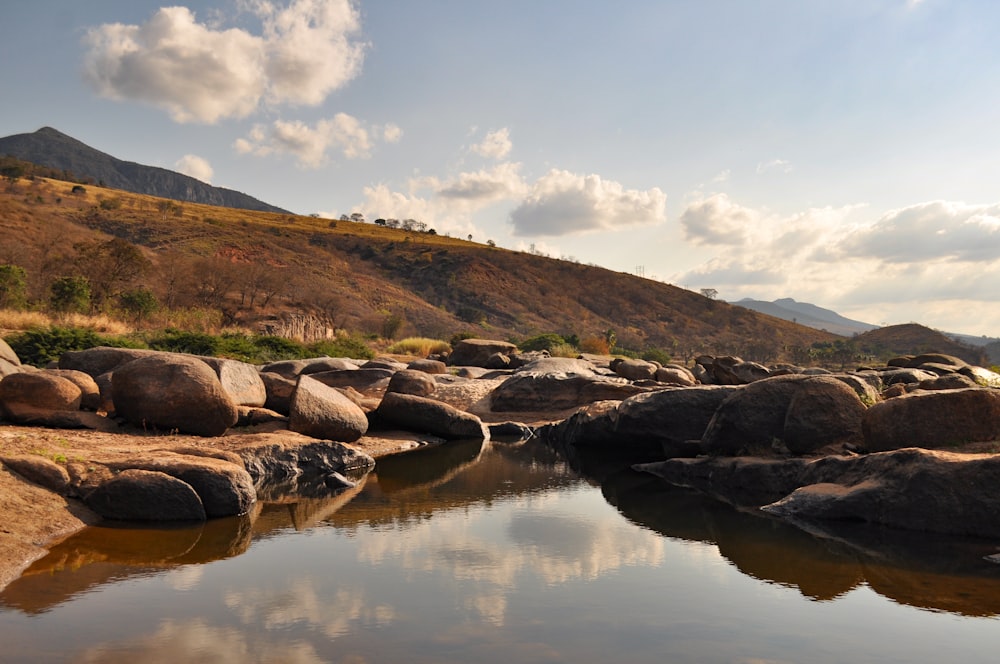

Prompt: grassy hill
xmin=852 ymin=323 xmax=989 ymax=366
xmin=1 ymin=173 xmax=848 ymax=363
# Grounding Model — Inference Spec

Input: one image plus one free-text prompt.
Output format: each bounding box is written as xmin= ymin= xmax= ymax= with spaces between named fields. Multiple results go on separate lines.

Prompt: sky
xmin=2 ymin=0 xmax=999 ymax=337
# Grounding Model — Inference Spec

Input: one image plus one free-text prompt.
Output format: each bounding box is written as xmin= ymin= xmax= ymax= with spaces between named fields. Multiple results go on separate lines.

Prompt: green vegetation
xmin=5 ymin=326 xmax=142 ymax=366
xmin=0 ymin=264 xmax=28 ymax=310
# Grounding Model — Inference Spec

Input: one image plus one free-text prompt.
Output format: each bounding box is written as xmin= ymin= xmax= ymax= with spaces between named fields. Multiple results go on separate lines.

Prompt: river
xmin=3 ymin=438 xmax=1000 ymax=663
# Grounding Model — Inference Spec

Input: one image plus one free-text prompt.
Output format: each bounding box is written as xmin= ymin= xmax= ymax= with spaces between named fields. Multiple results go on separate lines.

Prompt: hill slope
xmin=852 ymin=323 xmax=988 ymax=366
xmin=0 ymin=127 xmax=288 ymax=214
xmin=0 ymin=176 xmax=844 ymax=363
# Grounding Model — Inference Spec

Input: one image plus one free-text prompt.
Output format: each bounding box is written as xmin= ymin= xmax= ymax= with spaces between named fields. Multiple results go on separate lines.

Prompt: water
xmin=3 ymin=438 xmax=1000 ymax=663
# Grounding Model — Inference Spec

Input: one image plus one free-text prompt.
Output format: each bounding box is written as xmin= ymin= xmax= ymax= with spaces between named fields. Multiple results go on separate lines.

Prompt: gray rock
xmin=261 ymin=371 xmax=297 ymax=414
xmin=308 ymin=367 xmax=393 ymax=393
xmin=490 ymin=371 xmax=650 ymax=412
xmin=0 ymin=337 xmax=21 ymax=367
xmin=614 ymin=359 xmax=658 ymax=381
xmin=289 ymin=375 xmax=369 ymax=442
xmin=198 ymin=357 xmax=267 ymax=407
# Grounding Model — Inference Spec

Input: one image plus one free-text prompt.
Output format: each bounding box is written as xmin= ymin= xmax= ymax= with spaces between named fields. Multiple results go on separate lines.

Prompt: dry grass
xmin=386 ymin=337 xmax=451 ymax=357
xmin=0 ymin=309 xmax=132 ymax=335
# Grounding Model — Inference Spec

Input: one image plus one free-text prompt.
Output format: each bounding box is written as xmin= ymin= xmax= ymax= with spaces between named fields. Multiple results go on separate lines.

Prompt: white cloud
xmin=382 ymin=123 xmax=403 ymax=143
xmin=436 ymin=162 xmax=527 ymax=202
xmin=83 ymin=0 xmax=366 ymax=124
xmin=470 ymin=128 xmax=512 ymax=160
xmin=679 ymin=193 xmax=758 ymax=246
xmin=235 ymin=113 xmax=389 ymax=167
xmin=756 ymin=158 xmax=793 ymax=175
xmin=508 ymin=170 xmax=666 ymax=237
xmin=711 ymin=169 xmax=731 ymax=184
xmin=174 ymin=154 xmax=214 ymax=183
xmin=835 ymin=200 xmax=1000 ymax=263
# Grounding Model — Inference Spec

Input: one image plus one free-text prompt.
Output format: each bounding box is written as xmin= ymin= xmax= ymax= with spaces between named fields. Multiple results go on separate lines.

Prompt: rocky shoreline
xmin=2 ymin=337 xmax=1000 ymax=591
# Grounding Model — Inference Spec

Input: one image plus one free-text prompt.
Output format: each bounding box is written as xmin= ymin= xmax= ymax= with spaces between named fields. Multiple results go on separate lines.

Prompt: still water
xmin=3 ymin=438 xmax=1000 ymax=663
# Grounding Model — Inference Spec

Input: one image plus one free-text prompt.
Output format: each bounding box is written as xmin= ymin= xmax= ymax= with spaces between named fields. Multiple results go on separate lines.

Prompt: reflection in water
xmin=2 ymin=439 xmax=1000 ymax=663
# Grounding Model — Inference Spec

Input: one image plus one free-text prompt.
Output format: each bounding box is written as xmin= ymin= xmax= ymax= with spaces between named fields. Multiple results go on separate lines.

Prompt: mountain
xmin=0 ymin=127 xmax=288 ymax=214
xmin=731 ymin=298 xmax=879 ymax=337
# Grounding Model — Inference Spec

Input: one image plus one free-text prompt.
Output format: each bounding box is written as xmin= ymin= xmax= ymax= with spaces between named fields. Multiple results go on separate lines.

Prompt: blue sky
xmin=2 ymin=0 xmax=999 ymax=336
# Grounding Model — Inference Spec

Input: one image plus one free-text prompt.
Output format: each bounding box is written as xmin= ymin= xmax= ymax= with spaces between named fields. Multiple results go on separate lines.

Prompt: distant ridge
xmin=731 ymin=298 xmax=879 ymax=337
xmin=0 ymin=127 xmax=289 ymax=214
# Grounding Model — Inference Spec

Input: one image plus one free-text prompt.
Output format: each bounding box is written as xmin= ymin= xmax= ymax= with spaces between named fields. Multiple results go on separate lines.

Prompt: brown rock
xmin=289 ymin=375 xmax=369 ymax=442
xmin=84 ymin=469 xmax=207 ymax=521
xmin=386 ymin=369 xmax=437 ymax=397
xmin=0 ymin=372 xmax=82 ymax=422
xmin=862 ymin=388 xmax=1000 ymax=452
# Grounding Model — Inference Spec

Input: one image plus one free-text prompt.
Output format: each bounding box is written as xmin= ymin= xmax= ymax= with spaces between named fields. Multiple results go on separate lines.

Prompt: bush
xmin=549 ymin=343 xmax=579 ymax=358
xmin=5 ymin=326 xmax=145 ymax=367
xmin=50 ymin=276 xmax=91 ymax=314
xmin=578 ymin=336 xmax=610 ymax=355
xmin=146 ymin=329 xmax=219 ymax=356
xmin=387 ymin=337 xmax=451 ymax=357
xmin=641 ymin=348 xmax=672 ymax=365
xmin=517 ymin=333 xmax=566 ymax=353
xmin=308 ymin=335 xmax=374 ymax=360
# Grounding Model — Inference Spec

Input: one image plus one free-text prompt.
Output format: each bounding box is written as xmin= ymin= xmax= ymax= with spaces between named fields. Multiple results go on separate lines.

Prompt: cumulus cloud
xmin=508 ymin=170 xmax=666 ymax=237
xmin=235 ymin=113 xmax=391 ymax=167
xmin=382 ymin=123 xmax=403 ymax=143
xmin=680 ymin=193 xmax=758 ymax=246
xmin=835 ymin=200 xmax=1000 ymax=263
xmin=470 ymin=128 xmax=512 ymax=159
xmin=82 ymin=0 xmax=366 ymax=123
xmin=174 ymin=154 xmax=214 ymax=183
xmin=437 ymin=162 xmax=527 ymax=202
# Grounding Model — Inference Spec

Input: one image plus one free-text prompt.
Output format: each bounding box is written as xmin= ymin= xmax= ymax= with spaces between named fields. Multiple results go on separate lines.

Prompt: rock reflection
xmin=596 ymin=453 xmax=1000 ymax=616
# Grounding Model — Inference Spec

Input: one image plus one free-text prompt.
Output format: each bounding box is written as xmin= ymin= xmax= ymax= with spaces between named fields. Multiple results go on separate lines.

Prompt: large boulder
xmin=261 ymin=357 xmax=360 ymax=379
xmin=448 ymin=338 xmax=517 ymax=367
xmin=105 ymin=454 xmax=256 ymax=518
xmin=84 ymin=469 xmax=207 ymax=521
xmin=375 ymin=391 xmax=489 ymax=440
xmin=655 ymin=366 xmax=696 ymax=387
xmin=261 ymin=371 xmax=297 ymax=415
xmin=197 ymin=357 xmax=267 ymax=407
xmin=308 ymin=368 xmax=394 ymax=394
xmin=386 ymin=369 xmax=437 ymax=397
xmin=638 ymin=448 xmax=1000 ymax=538
xmin=0 ymin=372 xmax=82 ymax=422
xmin=490 ymin=371 xmax=650 ymax=412
xmin=701 ymin=375 xmax=866 ymax=456
xmin=862 ymin=387 xmax=1000 ymax=452
xmin=613 ymin=359 xmax=658 ymax=381
xmin=58 ymin=346 xmax=156 ymax=377
xmin=0 ymin=337 xmax=20 ymax=367
xmin=407 ymin=358 xmax=447 ymax=375
xmin=46 ymin=369 xmax=101 ymax=411
xmin=289 ymin=375 xmax=369 ymax=442
xmin=112 ymin=354 xmax=238 ymax=436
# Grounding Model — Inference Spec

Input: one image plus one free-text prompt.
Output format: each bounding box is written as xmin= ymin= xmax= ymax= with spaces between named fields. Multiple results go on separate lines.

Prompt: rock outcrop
xmin=288 ymin=375 xmax=369 ymax=442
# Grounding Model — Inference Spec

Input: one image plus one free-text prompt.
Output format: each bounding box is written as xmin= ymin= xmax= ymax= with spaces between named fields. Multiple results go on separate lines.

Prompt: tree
xmin=1 ymin=164 xmax=25 ymax=191
xmin=700 ymin=288 xmax=719 ymax=300
xmin=50 ymin=276 xmax=90 ymax=314
xmin=118 ymin=288 xmax=159 ymax=326
xmin=74 ymin=238 xmax=151 ymax=310
xmin=0 ymin=264 xmax=28 ymax=309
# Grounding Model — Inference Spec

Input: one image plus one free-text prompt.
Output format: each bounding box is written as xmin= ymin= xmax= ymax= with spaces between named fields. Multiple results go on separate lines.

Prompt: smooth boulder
xmin=0 ymin=372 xmax=82 ymax=422
xmin=862 ymin=388 xmax=1000 ymax=452
xmin=289 ymin=375 xmax=369 ymax=442
xmin=376 ymin=391 xmax=489 ymax=440
xmin=85 ymin=469 xmax=207 ymax=521
xmin=112 ymin=354 xmax=238 ymax=436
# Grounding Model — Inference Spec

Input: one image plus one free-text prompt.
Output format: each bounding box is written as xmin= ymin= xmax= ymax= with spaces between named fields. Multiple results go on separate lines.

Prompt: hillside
xmin=732 ymin=298 xmax=878 ymax=337
xmin=0 ymin=174 xmax=845 ymax=363
xmin=852 ymin=324 xmax=988 ymax=366
xmin=0 ymin=127 xmax=288 ymax=214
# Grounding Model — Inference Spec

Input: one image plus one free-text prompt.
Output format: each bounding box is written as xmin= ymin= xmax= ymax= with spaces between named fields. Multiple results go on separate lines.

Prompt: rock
xmin=732 ymin=361 xmax=771 ymax=384
xmin=488 ymin=421 xmax=534 ymax=439
xmin=105 ymin=454 xmax=256 ymax=518
xmin=58 ymin=346 xmax=156 ymax=377
xmin=308 ymin=368 xmax=394 ymax=393
xmin=709 ymin=356 xmax=744 ymax=385
xmin=261 ymin=371 xmax=297 ymax=414
xmin=46 ymin=369 xmax=101 ymax=410
xmin=484 ymin=352 xmax=511 ymax=370
xmin=655 ymin=366 xmax=696 ymax=386
xmin=832 ymin=374 xmax=881 ymax=406
xmin=84 ymin=469 xmax=206 ymax=521
xmin=386 ymin=369 xmax=437 ymax=397
xmin=642 ymin=446 xmax=1000 ymax=537
xmin=225 ymin=431 xmax=374 ymax=483
xmin=260 ymin=357 xmax=360 ymax=379
xmin=614 ymin=359 xmax=658 ymax=381
xmin=962 ymin=365 xmax=1000 ymax=388
xmin=448 ymin=338 xmax=517 ymax=367
xmin=862 ymin=388 xmax=1000 ymax=452
xmin=701 ymin=375 xmax=866 ymax=456
xmin=375 ymin=391 xmax=489 ymax=440
xmin=197 ymin=357 xmax=267 ymax=407
xmin=0 ymin=372 xmax=82 ymax=422
xmin=94 ymin=371 xmax=115 ymax=414
xmin=363 ymin=357 xmax=409 ymax=372
xmin=515 ymin=356 xmax=597 ymax=375
xmin=7 ymin=409 xmax=118 ymax=431
xmin=112 ymin=354 xmax=238 ymax=437
xmin=489 ymin=371 xmax=651 ymax=412
xmin=455 ymin=366 xmax=489 ymax=379
xmin=0 ymin=357 xmax=20 ymax=378
xmin=879 ymin=368 xmax=939 ymax=386
xmin=919 ymin=374 xmax=980 ymax=391
xmin=407 ymin=358 xmax=447 ymax=374
xmin=289 ymin=375 xmax=369 ymax=442
xmin=0 ymin=455 xmax=71 ymax=493
xmin=904 ymin=353 xmax=967 ymax=369
xmin=545 ymin=386 xmax=739 ymax=459
xmin=0 ymin=337 xmax=21 ymax=367
xmin=236 ymin=406 xmax=288 ymax=427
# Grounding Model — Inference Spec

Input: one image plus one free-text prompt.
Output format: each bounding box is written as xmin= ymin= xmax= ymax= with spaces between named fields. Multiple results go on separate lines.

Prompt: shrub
xmin=118 ymin=288 xmax=159 ymax=325
xmin=578 ymin=336 xmax=611 ymax=355
xmin=146 ymin=329 xmax=219 ymax=356
xmin=517 ymin=333 xmax=566 ymax=353
xmin=308 ymin=334 xmax=374 ymax=360
xmin=5 ymin=326 xmax=144 ymax=367
xmin=549 ymin=343 xmax=579 ymax=358
xmin=641 ymin=348 xmax=673 ymax=365
xmin=387 ymin=337 xmax=451 ymax=357
xmin=50 ymin=276 xmax=91 ymax=314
